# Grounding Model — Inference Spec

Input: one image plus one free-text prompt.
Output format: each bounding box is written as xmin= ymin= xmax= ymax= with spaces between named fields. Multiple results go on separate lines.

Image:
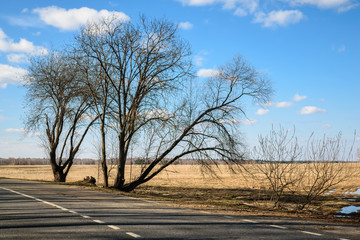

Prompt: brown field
xmin=1 ymin=163 xmax=359 ymax=222
xmin=0 ymin=163 xmax=358 ymax=191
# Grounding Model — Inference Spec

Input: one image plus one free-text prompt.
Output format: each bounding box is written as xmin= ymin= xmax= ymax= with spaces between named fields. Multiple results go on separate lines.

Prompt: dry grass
xmin=1 ymin=163 xmax=359 ymax=222
xmin=0 ymin=163 xmax=358 ymax=191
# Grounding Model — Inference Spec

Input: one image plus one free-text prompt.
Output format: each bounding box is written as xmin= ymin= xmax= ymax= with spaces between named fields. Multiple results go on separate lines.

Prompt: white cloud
xmin=32 ymin=6 xmax=130 ymax=31
xmin=0 ymin=28 xmax=47 ymax=54
xmin=0 ymin=64 xmax=28 ymax=88
xmin=219 ymin=118 xmax=240 ymax=124
xmin=234 ymin=0 xmax=259 ymax=16
xmin=178 ymin=21 xmax=194 ymax=30
xmin=0 ymin=115 xmax=4 ymax=120
xmin=299 ymin=106 xmax=326 ymax=114
xmin=293 ymin=93 xmax=307 ymax=101
xmin=275 ymin=101 xmax=293 ymax=108
xmin=285 ymin=0 xmax=358 ymax=11
xmin=144 ymin=109 xmax=172 ymax=119
xmin=255 ymin=108 xmax=269 ymax=115
xmin=219 ymin=118 xmax=258 ymax=125
xmin=258 ymin=101 xmax=273 ymax=107
xmin=4 ymin=128 xmax=26 ymax=132
xmin=253 ymin=10 xmax=304 ymax=27
xmin=7 ymin=53 xmax=28 ymax=63
xmin=194 ymin=56 xmax=204 ymax=66
xmin=197 ymin=68 xmax=219 ymax=77
xmin=178 ymin=0 xmax=259 ymax=11
xmin=178 ymin=0 xmax=218 ymax=7
xmin=234 ymin=8 xmax=248 ymax=16
xmin=338 ymin=3 xmax=359 ymax=12
xmin=240 ymin=118 xmax=258 ymax=125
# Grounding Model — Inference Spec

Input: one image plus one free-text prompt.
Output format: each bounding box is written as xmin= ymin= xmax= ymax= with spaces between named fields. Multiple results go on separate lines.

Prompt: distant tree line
xmin=0 ymin=158 xmax=97 ymax=165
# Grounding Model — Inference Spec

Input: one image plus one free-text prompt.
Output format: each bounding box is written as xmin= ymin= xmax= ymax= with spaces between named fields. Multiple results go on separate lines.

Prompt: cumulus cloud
xmin=255 ymin=108 xmax=269 ymax=115
xmin=253 ymin=10 xmax=304 ymax=27
xmin=178 ymin=21 xmax=194 ymax=30
xmin=0 ymin=64 xmax=28 ymax=88
xmin=32 ymin=6 xmax=130 ymax=31
xmin=0 ymin=28 xmax=47 ymax=54
xmin=275 ymin=101 xmax=293 ymax=108
xmin=176 ymin=0 xmax=358 ymax=28
xmin=299 ymin=106 xmax=326 ymax=114
xmin=197 ymin=68 xmax=219 ymax=77
xmin=293 ymin=93 xmax=307 ymax=101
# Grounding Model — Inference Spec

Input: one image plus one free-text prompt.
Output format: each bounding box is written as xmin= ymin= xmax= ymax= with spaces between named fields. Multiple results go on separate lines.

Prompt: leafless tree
xmin=74 ymin=15 xmax=272 ymax=191
xmin=24 ymin=51 xmax=97 ymax=182
xmin=251 ymin=126 xmax=303 ymax=208
xmin=296 ymin=132 xmax=355 ymax=210
xmin=251 ymin=127 xmax=355 ymax=210
xmin=71 ymin=48 xmax=113 ymax=187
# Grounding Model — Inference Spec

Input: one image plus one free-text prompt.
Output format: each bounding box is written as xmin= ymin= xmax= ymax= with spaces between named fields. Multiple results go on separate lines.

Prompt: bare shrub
xmin=251 ymin=128 xmax=355 ymax=210
xmin=296 ymin=133 xmax=355 ymax=210
xmin=251 ymin=126 xmax=302 ymax=208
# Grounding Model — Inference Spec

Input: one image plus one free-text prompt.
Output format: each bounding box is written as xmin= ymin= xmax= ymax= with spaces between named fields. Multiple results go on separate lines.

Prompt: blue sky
xmin=0 ymin=0 xmax=359 ymax=158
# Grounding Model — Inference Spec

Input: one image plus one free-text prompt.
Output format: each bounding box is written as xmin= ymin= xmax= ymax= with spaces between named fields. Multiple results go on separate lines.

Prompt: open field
xmin=0 ymin=163 xmax=359 ymax=222
xmin=0 ymin=163 xmax=359 ymax=191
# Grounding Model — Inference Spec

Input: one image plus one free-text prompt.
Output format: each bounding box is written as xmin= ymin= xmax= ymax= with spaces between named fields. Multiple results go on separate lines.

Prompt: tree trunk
xmin=101 ymin=161 xmax=108 ymax=187
xmin=100 ymin=124 xmax=108 ymax=187
xmin=114 ymin=135 xmax=126 ymax=189
xmin=52 ymin=166 xmax=67 ymax=182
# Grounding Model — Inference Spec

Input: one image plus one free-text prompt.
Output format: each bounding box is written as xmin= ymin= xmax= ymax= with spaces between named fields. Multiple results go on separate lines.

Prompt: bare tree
xmin=251 ymin=126 xmax=303 ymax=208
xmin=71 ymin=49 xmax=113 ymax=187
xmin=24 ymin=51 xmax=97 ymax=182
xmin=250 ymin=127 xmax=355 ymax=210
xmin=74 ymin=16 xmax=272 ymax=191
xmin=296 ymin=132 xmax=355 ymax=210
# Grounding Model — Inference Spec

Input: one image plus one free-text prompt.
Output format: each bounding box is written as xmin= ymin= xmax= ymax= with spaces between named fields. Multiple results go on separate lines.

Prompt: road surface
xmin=0 ymin=178 xmax=358 ymax=239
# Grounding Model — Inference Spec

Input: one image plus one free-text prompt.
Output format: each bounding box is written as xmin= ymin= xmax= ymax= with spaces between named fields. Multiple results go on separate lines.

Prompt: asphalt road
xmin=0 ymin=178 xmax=359 ymax=240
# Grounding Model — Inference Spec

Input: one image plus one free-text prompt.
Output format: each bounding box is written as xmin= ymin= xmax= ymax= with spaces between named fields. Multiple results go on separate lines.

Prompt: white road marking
xmin=68 ymin=210 xmax=78 ymax=214
xmin=224 ymin=215 xmax=234 ymax=219
xmin=108 ymin=225 xmax=120 ymax=230
xmin=269 ymin=224 xmax=288 ymax=229
xmin=242 ymin=219 xmax=258 ymax=223
xmin=126 ymin=232 xmax=143 ymax=238
xmin=93 ymin=219 xmax=105 ymax=224
xmin=81 ymin=215 xmax=91 ymax=219
xmin=142 ymin=199 xmax=157 ymax=204
xmin=339 ymin=238 xmax=351 ymax=240
xmin=301 ymin=231 xmax=323 ymax=236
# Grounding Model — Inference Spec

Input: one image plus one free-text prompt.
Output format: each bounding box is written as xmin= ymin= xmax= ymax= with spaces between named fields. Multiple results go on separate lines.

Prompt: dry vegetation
xmin=0 ymin=163 xmax=359 ymax=222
